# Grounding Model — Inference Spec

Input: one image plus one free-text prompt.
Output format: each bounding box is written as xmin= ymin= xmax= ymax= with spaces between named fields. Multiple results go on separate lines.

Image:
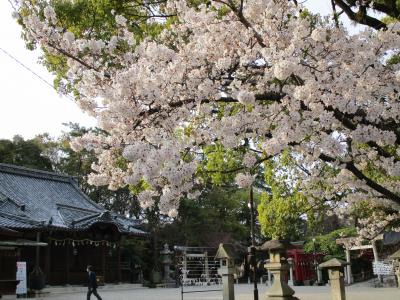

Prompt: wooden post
xmin=35 ymin=232 xmax=41 ymax=267
xmin=102 ymin=244 xmax=106 ymax=283
xmin=204 ymin=251 xmax=209 ymax=282
xmin=44 ymin=237 xmax=51 ymax=285
xmin=66 ymin=242 xmax=70 ymax=285
xmin=117 ymin=243 xmax=122 ymax=283
xmin=182 ymin=250 xmax=187 ymax=282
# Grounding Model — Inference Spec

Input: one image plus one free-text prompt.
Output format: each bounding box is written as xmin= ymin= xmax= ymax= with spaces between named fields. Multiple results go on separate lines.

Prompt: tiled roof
xmin=0 ymin=163 xmax=146 ymax=236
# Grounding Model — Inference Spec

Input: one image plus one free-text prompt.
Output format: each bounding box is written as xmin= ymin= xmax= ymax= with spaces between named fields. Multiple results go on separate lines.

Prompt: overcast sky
xmin=0 ymin=0 xmax=368 ymax=140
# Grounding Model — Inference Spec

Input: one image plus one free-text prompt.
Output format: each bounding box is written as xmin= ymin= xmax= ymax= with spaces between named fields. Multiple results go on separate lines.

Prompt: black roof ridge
xmin=112 ymin=213 xmax=142 ymax=224
xmin=72 ymin=212 xmax=102 ymax=225
xmin=0 ymin=211 xmax=43 ymax=226
xmin=1 ymin=195 xmax=26 ymax=210
xmin=0 ymin=163 xmax=74 ymax=183
xmin=0 ymin=189 xmax=25 ymax=208
xmin=56 ymin=203 xmax=101 ymax=214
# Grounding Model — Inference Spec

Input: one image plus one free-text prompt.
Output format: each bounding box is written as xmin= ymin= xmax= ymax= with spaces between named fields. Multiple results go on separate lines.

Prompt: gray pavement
xmin=18 ymin=283 xmax=399 ymax=300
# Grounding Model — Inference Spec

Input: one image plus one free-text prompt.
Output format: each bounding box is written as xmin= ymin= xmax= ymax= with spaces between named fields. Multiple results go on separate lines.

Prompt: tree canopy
xmin=14 ymin=0 xmax=400 ymax=239
xmin=0 ymin=136 xmax=53 ymax=171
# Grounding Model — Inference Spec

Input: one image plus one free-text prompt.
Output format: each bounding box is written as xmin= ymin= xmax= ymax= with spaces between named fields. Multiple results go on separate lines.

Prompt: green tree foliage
xmin=0 ymin=135 xmax=53 ymax=171
xmin=256 ymin=151 xmax=346 ymax=240
xmin=197 ymin=142 xmax=244 ymax=186
xmin=19 ymin=0 xmax=167 ymax=93
xmin=257 ymin=156 xmax=309 ymax=240
xmin=160 ymin=187 xmax=256 ymax=247
xmin=304 ymin=228 xmax=357 ymax=260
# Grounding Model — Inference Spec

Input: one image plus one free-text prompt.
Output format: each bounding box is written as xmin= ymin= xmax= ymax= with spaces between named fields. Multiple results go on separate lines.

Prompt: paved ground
xmin=10 ymin=283 xmax=397 ymax=300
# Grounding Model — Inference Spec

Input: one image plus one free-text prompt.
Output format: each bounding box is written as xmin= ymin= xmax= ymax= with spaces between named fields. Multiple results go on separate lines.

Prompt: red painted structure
xmin=287 ymin=248 xmax=323 ymax=283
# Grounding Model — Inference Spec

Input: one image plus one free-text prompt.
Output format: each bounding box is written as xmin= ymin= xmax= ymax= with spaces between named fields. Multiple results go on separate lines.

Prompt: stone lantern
xmin=389 ymin=249 xmax=400 ymax=288
xmin=260 ymin=240 xmax=298 ymax=300
xmin=215 ymin=243 xmax=237 ymax=300
xmin=319 ymin=258 xmax=349 ymax=300
xmin=160 ymin=243 xmax=174 ymax=286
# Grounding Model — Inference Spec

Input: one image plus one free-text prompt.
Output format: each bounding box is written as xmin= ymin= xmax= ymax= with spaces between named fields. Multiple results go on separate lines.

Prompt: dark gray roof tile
xmin=0 ymin=164 xmax=145 ymax=236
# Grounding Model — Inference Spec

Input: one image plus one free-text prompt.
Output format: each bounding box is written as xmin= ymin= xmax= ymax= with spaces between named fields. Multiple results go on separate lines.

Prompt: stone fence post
xmin=215 ymin=243 xmax=237 ymax=300
xmin=319 ymin=258 xmax=349 ymax=300
xmin=389 ymin=249 xmax=400 ymax=288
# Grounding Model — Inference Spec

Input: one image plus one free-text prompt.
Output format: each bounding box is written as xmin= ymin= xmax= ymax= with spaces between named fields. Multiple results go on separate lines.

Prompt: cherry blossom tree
xmin=14 ymin=0 xmax=400 ymax=238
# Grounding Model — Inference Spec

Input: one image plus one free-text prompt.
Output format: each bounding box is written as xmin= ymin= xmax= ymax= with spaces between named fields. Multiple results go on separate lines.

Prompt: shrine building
xmin=0 ymin=163 xmax=147 ymax=287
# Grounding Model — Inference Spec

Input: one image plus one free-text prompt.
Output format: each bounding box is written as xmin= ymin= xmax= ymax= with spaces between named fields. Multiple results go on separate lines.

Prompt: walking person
xmin=86 ymin=265 xmax=102 ymax=300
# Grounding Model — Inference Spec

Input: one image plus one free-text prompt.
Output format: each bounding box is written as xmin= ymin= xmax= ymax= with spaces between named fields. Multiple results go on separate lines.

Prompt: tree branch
xmin=333 ymin=0 xmax=387 ymax=30
xmin=319 ymin=153 xmax=400 ymax=205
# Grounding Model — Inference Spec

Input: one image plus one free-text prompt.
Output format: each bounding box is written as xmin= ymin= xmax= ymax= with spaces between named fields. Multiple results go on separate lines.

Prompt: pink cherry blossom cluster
xmin=16 ymin=0 xmax=400 ymax=231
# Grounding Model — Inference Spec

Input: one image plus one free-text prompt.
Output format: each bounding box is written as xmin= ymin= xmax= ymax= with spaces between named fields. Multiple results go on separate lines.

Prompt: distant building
xmin=0 ymin=163 xmax=147 ymax=286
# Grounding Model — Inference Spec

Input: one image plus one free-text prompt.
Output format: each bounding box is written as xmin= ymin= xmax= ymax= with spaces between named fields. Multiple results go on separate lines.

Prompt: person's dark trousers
xmin=87 ymin=287 xmax=102 ymax=300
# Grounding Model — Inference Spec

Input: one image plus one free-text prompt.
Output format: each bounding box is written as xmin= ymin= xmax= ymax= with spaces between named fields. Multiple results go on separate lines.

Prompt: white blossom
xmin=115 ymin=15 xmax=127 ymax=26
xmin=235 ymin=173 xmax=254 ymax=188
xmin=137 ymin=190 xmax=157 ymax=209
xmin=17 ymin=0 xmax=400 ymax=230
xmin=396 ymin=71 xmax=400 ymax=82
xmin=237 ymin=90 xmax=256 ymax=105
xmin=311 ymin=28 xmax=327 ymax=42
xmin=243 ymin=153 xmax=258 ymax=168
xmin=273 ymin=61 xmax=296 ymax=80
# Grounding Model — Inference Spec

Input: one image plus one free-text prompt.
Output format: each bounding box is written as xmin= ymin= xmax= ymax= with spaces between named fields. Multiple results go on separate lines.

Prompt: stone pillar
xmin=267 ymin=269 xmax=272 ymax=286
xmin=389 ymin=249 xmax=400 ymax=288
xmin=218 ymin=259 xmax=235 ymax=300
xmin=396 ymin=267 xmax=400 ymax=289
xmin=319 ymin=258 xmax=348 ymax=300
xmin=317 ymin=267 xmax=322 ymax=285
xmin=287 ymin=258 xmax=294 ymax=286
xmin=345 ymin=249 xmax=352 ymax=285
xmin=372 ymin=240 xmax=382 ymax=282
xmin=261 ymin=240 xmax=297 ymax=300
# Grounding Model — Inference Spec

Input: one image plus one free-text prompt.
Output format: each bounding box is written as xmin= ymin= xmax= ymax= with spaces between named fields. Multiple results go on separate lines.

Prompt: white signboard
xmin=373 ymin=261 xmax=394 ymax=276
xmin=16 ymin=261 xmax=27 ymax=295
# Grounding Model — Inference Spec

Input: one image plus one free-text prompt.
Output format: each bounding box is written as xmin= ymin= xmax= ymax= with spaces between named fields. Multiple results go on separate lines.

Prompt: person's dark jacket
xmin=88 ymin=271 xmax=98 ymax=288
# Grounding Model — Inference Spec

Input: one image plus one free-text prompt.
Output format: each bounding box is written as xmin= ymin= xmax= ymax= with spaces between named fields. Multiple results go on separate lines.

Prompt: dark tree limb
xmin=319 ymin=153 xmax=400 ymax=205
xmin=331 ymin=0 xmax=340 ymax=28
xmin=333 ymin=0 xmax=388 ymax=30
